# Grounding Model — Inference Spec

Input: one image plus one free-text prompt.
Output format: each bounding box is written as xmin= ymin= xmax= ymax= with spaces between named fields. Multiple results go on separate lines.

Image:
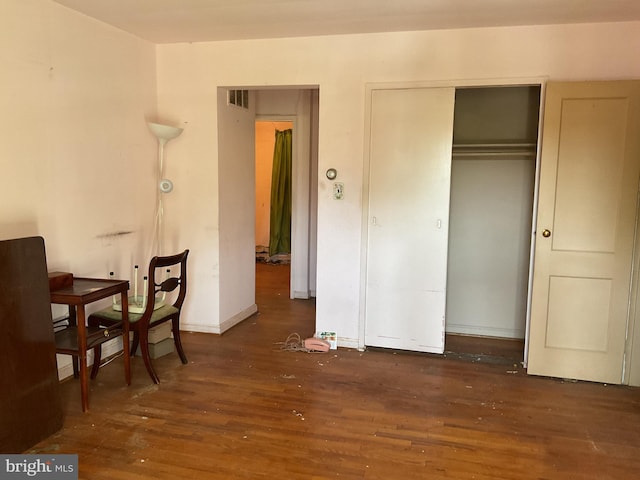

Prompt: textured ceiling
xmin=52 ymin=0 xmax=640 ymax=44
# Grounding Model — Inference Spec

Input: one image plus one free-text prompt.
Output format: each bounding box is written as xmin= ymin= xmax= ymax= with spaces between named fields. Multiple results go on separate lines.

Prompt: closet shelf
xmin=452 ymin=143 xmax=537 ymax=159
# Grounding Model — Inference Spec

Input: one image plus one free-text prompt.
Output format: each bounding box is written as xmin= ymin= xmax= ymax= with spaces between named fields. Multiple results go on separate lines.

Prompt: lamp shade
xmin=148 ymin=122 xmax=183 ymax=142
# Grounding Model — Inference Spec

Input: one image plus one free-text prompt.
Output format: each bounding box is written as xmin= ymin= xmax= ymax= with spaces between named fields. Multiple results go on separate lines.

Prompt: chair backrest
xmin=144 ymin=250 xmax=189 ymax=315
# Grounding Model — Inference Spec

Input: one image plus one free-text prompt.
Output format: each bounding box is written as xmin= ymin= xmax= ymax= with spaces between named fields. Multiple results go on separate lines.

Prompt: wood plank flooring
xmin=444 ymin=333 xmax=524 ymax=366
xmin=30 ymin=263 xmax=640 ymax=479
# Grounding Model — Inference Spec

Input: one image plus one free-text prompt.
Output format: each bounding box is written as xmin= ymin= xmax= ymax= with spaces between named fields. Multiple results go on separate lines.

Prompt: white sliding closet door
xmin=365 ymin=87 xmax=455 ymax=353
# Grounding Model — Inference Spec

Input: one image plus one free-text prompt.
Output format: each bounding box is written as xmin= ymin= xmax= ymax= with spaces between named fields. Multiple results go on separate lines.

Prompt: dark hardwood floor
xmin=445 ymin=333 xmax=524 ymax=366
xmin=31 ymin=263 xmax=640 ymax=479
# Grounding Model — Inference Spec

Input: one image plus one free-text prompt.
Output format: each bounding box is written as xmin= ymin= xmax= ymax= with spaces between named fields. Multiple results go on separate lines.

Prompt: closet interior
xmin=445 ymin=86 xmax=541 ymax=360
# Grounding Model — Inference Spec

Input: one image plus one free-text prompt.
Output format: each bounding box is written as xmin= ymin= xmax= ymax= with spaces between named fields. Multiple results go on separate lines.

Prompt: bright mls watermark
xmin=0 ymin=455 xmax=77 ymax=479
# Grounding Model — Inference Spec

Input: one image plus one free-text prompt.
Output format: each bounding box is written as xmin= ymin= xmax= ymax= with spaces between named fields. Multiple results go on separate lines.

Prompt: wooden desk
xmin=50 ymin=278 xmax=130 ymax=412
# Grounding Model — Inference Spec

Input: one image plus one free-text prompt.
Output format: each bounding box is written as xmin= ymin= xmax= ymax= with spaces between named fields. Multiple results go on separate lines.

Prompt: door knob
xmin=542 ymin=229 xmax=551 ymax=238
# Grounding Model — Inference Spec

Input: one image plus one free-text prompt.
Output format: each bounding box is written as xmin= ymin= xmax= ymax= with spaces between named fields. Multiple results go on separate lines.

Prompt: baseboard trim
xmin=179 ymin=322 xmax=221 ymax=334
xmin=337 ymin=336 xmax=360 ymax=350
xmin=182 ymin=304 xmax=259 ymax=335
xmin=57 ymin=362 xmax=75 ymax=382
xmin=220 ymin=304 xmax=258 ymax=333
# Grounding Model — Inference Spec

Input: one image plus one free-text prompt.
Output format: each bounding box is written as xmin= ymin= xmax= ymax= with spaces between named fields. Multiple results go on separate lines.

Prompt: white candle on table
xmin=110 ymin=271 xmax=117 ymax=306
xmin=134 ymin=264 xmax=139 ymax=305
xmin=142 ymin=276 xmax=148 ymax=309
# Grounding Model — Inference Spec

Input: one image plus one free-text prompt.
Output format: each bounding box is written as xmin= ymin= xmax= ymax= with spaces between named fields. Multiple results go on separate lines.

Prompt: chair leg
xmin=139 ymin=329 xmax=160 ymax=384
xmin=130 ymin=331 xmax=140 ymax=357
xmin=90 ymin=345 xmax=102 ymax=379
xmin=172 ymin=316 xmax=188 ymax=365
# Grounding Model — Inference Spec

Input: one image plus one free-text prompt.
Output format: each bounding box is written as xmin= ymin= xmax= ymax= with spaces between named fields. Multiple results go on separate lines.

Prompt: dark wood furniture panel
xmin=0 ymin=236 xmax=63 ymax=453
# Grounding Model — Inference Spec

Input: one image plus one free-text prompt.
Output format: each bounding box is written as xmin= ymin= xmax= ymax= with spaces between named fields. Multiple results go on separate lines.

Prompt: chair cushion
xmin=92 ymin=304 xmax=179 ymax=325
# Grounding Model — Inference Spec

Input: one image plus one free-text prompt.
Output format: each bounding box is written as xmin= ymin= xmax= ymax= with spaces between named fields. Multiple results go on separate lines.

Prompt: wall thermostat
xmin=159 ymin=179 xmax=174 ymax=193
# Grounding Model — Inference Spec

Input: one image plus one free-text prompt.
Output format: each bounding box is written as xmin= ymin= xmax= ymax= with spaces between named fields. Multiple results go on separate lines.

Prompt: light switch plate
xmin=333 ymin=182 xmax=344 ymax=200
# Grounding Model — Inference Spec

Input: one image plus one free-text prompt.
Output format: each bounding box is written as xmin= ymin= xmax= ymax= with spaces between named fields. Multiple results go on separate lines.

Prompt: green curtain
xmin=269 ymin=129 xmax=292 ymax=256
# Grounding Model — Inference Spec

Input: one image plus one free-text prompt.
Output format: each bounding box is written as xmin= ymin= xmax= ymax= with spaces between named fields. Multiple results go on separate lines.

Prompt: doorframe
xmin=523 ymin=80 xmax=547 ymax=368
xmin=360 ymin=76 xmax=547 ymax=356
xmin=626 ymin=178 xmax=640 ymax=385
xmin=609 ymin=82 xmax=640 ymax=385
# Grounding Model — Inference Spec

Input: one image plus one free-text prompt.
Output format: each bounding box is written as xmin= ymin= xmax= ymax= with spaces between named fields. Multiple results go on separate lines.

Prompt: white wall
xmin=3 ymin=2 xmax=640 ymax=355
xmin=155 ymin=22 xmax=640 ymax=347
xmin=447 ymin=157 xmax=535 ymax=338
xmin=216 ymin=88 xmax=258 ymax=333
xmin=1 ymin=0 xmax=157 ymax=377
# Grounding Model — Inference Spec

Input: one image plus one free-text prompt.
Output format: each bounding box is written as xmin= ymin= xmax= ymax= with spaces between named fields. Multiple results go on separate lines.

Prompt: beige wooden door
xmin=528 ymin=81 xmax=640 ymax=384
xmin=365 ymin=87 xmax=455 ymax=353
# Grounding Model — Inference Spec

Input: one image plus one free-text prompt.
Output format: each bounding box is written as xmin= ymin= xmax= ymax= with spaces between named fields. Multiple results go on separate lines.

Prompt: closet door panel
xmin=365 ymin=87 xmax=455 ymax=353
xmin=528 ymin=81 xmax=640 ymax=383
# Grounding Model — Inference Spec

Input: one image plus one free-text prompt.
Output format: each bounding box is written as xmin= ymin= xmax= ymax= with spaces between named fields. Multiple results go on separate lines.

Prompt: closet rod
xmin=452 ymin=143 xmax=537 ymax=149
xmin=451 ymin=142 xmax=537 ymax=158
xmin=452 ymin=151 xmax=537 ymax=158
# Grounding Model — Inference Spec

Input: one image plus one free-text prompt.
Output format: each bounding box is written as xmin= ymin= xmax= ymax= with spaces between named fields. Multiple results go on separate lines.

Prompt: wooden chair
xmin=89 ymin=250 xmax=189 ymax=384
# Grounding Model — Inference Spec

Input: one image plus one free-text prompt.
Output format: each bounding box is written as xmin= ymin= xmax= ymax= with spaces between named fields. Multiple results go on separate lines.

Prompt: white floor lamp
xmin=148 ymin=122 xmax=184 ymax=259
xmin=113 ymin=121 xmax=184 ymax=314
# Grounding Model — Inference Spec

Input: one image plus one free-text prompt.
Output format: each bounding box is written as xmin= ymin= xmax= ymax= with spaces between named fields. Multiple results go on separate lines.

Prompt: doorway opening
xmin=252 ymin=89 xmax=319 ymax=336
xmin=255 ymin=120 xmax=294 ymax=265
xmin=216 ymin=86 xmax=318 ymax=335
xmin=445 ymin=85 xmax=541 ymax=365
